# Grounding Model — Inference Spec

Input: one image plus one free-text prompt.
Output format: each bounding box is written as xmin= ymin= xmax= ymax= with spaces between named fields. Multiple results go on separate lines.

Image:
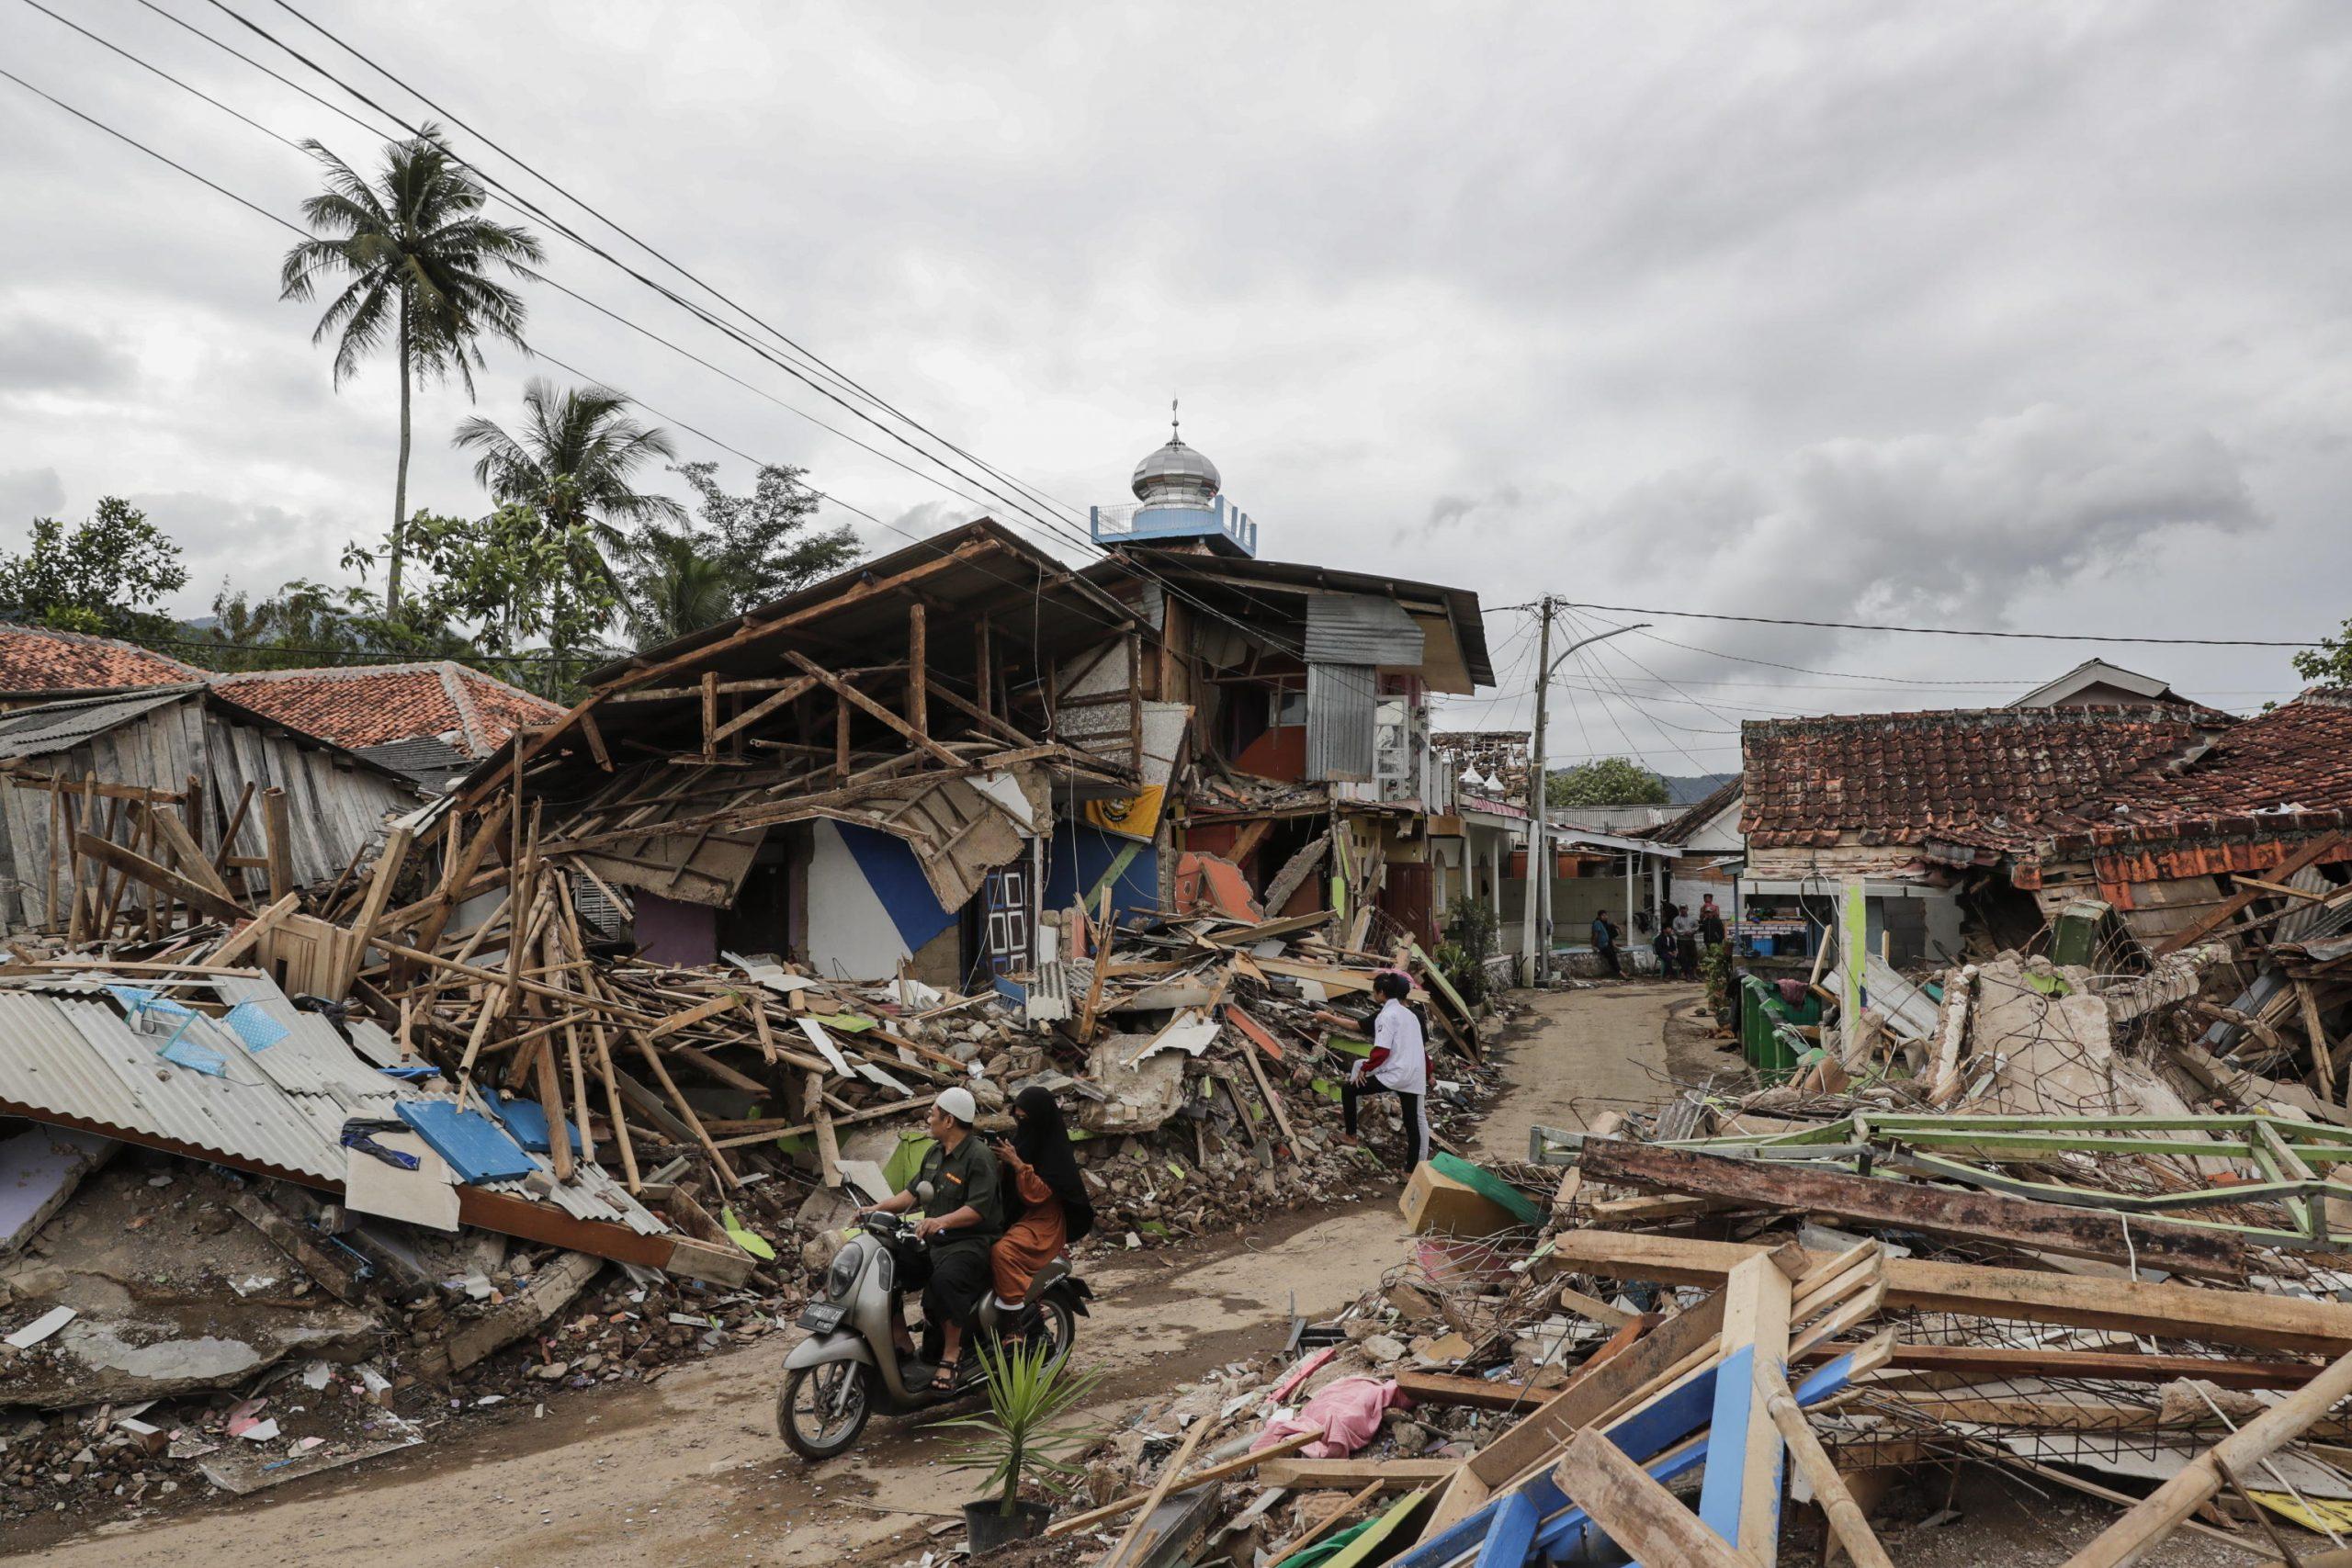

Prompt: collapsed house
xmin=209 ymin=660 xmax=564 ymax=793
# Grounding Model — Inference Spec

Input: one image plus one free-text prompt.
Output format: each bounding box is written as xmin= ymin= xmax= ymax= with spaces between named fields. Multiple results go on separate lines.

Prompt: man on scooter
xmin=855 ymin=1085 xmax=1001 ymax=1390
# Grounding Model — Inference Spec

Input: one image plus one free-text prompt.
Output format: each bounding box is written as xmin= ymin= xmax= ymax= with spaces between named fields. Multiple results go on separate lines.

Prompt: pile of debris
xmin=0 ymin=767 xmax=1500 ymax=1525
xmin=1048 ymin=940 xmax=2352 ymax=1568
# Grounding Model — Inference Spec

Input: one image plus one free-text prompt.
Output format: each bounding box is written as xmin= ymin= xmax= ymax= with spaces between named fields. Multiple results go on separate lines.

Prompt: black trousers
xmin=1343 ymin=1078 xmax=1426 ymax=1168
xmin=895 ymin=1238 xmax=993 ymax=1336
xmin=1596 ymin=943 xmax=1623 ymax=977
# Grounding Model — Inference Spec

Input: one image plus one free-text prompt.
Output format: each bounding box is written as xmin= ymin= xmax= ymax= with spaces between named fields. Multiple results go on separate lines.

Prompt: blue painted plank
xmin=396 ymin=1100 xmax=538 ymax=1183
xmin=1532 ymin=1349 xmax=1860 ymax=1562
xmin=1695 ymin=1344 xmax=1767 ymax=1547
xmin=482 ymin=1089 xmax=582 ymax=1156
xmin=1471 ymin=1493 xmax=1539 ymax=1568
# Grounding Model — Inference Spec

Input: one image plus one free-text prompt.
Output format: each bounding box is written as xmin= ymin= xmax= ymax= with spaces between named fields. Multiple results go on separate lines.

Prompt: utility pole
xmin=1521 ymin=605 xmax=1653 ymax=987
xmin=1521 ymin=597 xmax=1554 ymax=984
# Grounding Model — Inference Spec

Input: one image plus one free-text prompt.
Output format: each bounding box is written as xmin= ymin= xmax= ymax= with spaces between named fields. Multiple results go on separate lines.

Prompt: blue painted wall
xmin=1045 ymin=819 xmax=1160 ymax=930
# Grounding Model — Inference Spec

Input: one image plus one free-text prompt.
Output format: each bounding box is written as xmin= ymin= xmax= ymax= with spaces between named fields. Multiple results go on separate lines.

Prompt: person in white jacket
xmin=1340 ymin=971 xmax=1429 ymax=1169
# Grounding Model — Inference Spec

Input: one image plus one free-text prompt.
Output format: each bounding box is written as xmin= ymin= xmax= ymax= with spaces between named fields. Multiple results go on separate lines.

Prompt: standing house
xmin=1737 ymin=703 xmax=2239 ymax=964
xmin=210 ymin=660 xmax=562 ymax=793
xmin=0 ymin=684 xmax=424 ymax=931
xmin=1075 ymin=428 xmax=1496 ymax=948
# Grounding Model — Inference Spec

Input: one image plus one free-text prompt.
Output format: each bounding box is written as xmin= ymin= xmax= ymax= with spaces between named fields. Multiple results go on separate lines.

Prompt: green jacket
xmin=916 ymin=1132 xmax=1001 ymax=1247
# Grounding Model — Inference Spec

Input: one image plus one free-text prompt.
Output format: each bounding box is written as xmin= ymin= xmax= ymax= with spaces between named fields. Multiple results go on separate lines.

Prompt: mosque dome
xmin=1130 ymin=434 xmax=1221 ymax=507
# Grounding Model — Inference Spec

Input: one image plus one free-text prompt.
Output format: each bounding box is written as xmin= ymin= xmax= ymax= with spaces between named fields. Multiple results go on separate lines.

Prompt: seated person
xmin=989 ymin=1087 xmax=1095 ymax=1316
xmin=855 ymin=1086 xmax=1000 ymax=1388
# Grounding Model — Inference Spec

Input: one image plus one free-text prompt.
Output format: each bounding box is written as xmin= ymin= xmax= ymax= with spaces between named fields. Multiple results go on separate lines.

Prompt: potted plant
xmin=937 ymin=1337 xmax=1101 ymax=1554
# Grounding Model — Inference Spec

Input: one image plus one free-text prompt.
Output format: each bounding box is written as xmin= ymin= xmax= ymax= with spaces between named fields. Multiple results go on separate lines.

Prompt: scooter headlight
xmin=826 ymin=1248 xmax=861 ymax=1302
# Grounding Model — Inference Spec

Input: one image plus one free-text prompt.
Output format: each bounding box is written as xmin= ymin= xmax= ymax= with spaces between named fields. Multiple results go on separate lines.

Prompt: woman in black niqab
xmin=989 ymin=1086 xmax=1093 ymax=1307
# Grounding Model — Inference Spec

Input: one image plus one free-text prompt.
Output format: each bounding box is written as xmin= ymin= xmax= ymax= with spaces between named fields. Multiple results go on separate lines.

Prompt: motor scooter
xmin=778 ymin=1204 xmax=1092 ymax=1459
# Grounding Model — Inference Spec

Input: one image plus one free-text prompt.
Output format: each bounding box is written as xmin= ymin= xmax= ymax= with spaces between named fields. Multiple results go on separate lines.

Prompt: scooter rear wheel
xmin=779 ymin=1360 xmax=874 ymax=1460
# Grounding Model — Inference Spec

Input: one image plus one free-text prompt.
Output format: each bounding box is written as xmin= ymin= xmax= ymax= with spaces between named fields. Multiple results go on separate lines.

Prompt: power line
xmin=1561 ymin=601 xmax=2314 ymax=648
xmin=0 ymin=62 xmax=1143 ymax=652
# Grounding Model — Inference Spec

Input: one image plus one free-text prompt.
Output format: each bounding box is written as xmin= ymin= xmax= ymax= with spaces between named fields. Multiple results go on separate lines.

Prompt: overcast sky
xmin=5 ymin=2 xmax=2350 ymax=777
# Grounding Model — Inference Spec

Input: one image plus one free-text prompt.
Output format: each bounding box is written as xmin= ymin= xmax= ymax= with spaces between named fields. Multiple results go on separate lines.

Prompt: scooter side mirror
xmin=914 ymin=1180 xmax=935 ymax=1201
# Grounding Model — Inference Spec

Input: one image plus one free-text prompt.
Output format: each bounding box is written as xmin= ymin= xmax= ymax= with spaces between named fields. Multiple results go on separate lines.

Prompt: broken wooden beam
xmin=1576 ymin=1137 xmax=2249 ymax=1279
xmin=1550 ymin=1229 xmax=2352 ymax=1357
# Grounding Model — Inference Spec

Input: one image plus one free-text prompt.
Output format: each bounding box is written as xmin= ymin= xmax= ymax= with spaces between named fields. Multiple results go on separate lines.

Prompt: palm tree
xmin=617 ymin=526 xmax=744 ymax=647
xmin=452 ymin=378 xmax=687 ymax=553
xmin=279 ymin=124 xmax=542 ymax=616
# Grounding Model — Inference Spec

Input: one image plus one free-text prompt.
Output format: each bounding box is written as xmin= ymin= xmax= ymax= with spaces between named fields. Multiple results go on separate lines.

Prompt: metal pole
xmin=1521 ymin=597 xmax=1553 ymax=984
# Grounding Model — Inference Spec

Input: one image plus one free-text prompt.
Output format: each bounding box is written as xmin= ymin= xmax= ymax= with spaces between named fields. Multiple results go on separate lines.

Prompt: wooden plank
xmin=208 ymin=892 xmax=299 ymax=968
xmin=145 ymin=806 xmax=233 ymax=899
xmin=710 ymin=675 xmax=820 ymax=744
xmin=229 ymin=1191 xmax=370 ymax=1307
xmin=1550 ymin=1229 xmax=2352 ymax=1357
xmin=1757 ymin=1360 xmax=1895 ymax=1568
xmin=906 ymin=602 xmax=927 ymax=739
xmin=1551 ymin=1427 xmax=1747 ymax=1568
xmin=1798 ymin=1339 xmax=2330 ymax=1390
xmin=1577 ymin=1138 xmax=2247 ymax=1279
xmin=1103 ymin=1416 xmax=1209 ymax=1568
xmin=786 ymin=651 xmax=964 ymax=769
xmin=1697 ymin=1252 xmax=1792 ymax=1562
xmin=2062 ymin=1344 xmax=2352 ymax=1568
xmin=1239 ymin=1036 xmax=1298 ymax=1152
xmin=73 ymin=831 xmax=248 ymax=922
xmin=261 ymin=786 xmax=292 ymax=900
xmin=2157 ymin=834 xmax=2347 ymax=955
xmin=1256 ymin=1459 xmax=1457 ymax=1491
xmin=1048 ymin=1427 xmax=1324 ymax=1537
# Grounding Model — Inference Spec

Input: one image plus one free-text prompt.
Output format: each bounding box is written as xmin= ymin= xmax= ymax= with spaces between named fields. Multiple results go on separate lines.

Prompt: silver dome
xmin=1131 ymin=436 xmax=1221 ymax=505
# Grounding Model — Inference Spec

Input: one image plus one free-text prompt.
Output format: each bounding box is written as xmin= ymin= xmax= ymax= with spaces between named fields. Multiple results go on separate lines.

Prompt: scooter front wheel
xmin=778 ymin=1360 xmax=874 ymax=1460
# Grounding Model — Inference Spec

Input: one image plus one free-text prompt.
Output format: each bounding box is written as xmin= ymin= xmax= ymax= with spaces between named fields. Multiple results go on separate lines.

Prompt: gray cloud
xmin=0 ymin=467 xmax=65 ymax=525
xmin=0 ymin=315 xmax=135 ymax=394
xmin=1 ymin=1 xmax=2348 ymax=773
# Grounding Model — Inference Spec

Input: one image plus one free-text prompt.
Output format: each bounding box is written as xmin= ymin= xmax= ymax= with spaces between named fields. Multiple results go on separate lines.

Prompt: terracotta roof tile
xmin=0 ymin=623 xmax=204 ymax=694
xmin=1740 ymin=705 xmax=2221 ymax=855
xmin=209 ymin=661 xmax=561 ymax=756
xmin=2046 ymin=688 xmax=2352 ymax=854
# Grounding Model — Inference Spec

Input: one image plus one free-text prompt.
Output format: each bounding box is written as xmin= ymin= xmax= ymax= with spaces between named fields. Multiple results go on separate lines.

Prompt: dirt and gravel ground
xmin=7 ymin=981 xmax=2262 ymax=1567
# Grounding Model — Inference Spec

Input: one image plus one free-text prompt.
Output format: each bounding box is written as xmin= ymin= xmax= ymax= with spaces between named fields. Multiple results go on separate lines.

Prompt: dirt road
xmin=17 ymin=986 xmax=1690 ymax=1568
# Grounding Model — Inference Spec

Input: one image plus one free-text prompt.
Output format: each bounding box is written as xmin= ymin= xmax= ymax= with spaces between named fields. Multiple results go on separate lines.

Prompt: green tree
xmin=616 ymin=525 xmax=745 ymax=647
xmin=0 ymin=497 xmax=187 ymax=640
xmin=453 ymin=379 xmax=687 ymax=554
xmin=195 ymin=576 xmax=477 ymax=674
xmin=667 ymin=459 xmax=860 ymax=611
xmin=279 ymin=124 xmax=543 ymax=616
xmin=1544 ymin=756 xmax=1669 ymax=808
xmin=396 ymin=504 xmax=621 ymax=698
xmin=2293 ymin=623 xmax=2352 ymax=690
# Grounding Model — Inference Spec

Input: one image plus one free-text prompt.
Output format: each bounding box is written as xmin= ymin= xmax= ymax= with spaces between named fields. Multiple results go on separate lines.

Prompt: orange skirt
xmin=989 ymin=1195 xmax=1067 ymax=1303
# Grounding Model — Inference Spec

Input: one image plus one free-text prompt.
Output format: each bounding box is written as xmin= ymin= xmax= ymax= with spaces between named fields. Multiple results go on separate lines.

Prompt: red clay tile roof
xmin=1740 ymin=705 xmax=2225 ymax=856
xmin=0 ymin=623 xmax=204 ymax=694
xmin=2037 ymin=689 xmax=2352 ymax=859
xmin=209 ymin=661 xmax=561 ymax=757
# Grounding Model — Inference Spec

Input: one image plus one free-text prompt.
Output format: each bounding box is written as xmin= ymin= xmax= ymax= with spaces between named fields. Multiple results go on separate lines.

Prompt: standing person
xmin=1340 ymin=971 xmax=1429 ymax=1170
xmin=989 ymin=1087 xmax=1094 ymax=1317
xmin=1673 ymin=901 xmax=1700 ymax=981
xmin=855 ymin=1087 xmax=1001 ymax=1388
xmin=1698 ymin=894 xmax=1726 ymax=953
xmin=1590 ymin=909 xmax=1623 ymax=978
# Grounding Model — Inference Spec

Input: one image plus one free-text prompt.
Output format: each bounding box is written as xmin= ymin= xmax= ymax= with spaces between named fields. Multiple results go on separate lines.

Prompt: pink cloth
xmin=1253 ymin=1375 xmax=1412 ymax=1460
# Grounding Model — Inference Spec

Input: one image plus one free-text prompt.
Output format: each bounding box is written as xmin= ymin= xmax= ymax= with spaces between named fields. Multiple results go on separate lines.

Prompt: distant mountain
xmin=1659 ymin=772 xmax=1736 ymax=806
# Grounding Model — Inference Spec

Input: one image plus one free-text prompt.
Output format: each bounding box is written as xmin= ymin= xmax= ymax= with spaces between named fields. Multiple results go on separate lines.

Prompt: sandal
xmin=931 ymin=1356 xmax=959 ymax=1391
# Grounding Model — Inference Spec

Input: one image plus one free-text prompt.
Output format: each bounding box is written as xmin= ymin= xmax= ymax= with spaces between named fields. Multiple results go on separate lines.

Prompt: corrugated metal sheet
xmin=1303 ymin=594 xmax=1425 ymax=667
xmin=0 ymin=976 xmax=667 ymax=1236
xmin=0 ymin=687 xmax=195 ymax=761
xmin=0 ymin=992 xmax=346 ymax=1181
xmin=1305 ymin=662 xmax=1377 ymax=782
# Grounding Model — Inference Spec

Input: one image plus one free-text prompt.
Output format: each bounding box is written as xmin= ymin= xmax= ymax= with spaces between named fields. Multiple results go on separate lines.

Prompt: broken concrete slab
xmin=3 ymin=1305 xmax=379 ymax=1408
xmin=0 ymin=1126 xmax=116 ymax=1256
